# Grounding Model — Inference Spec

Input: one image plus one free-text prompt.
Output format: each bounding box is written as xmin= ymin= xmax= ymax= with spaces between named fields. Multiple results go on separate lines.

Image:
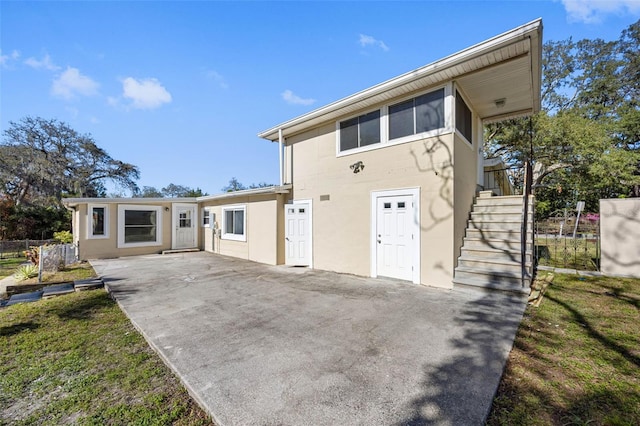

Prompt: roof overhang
xmin=62 ymin=185 xmax=292 ymax=207
xmin=258 ymin=19 xmax=542 ymax=141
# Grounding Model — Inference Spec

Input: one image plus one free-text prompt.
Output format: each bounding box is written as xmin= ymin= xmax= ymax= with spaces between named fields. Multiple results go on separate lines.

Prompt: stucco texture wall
xmin=200 ymin=194 xmax=285 ymax=265
xmin=600 ymin=198 xmax=640 ymax=278
xmin=286 ymin=121 xmax=460 ymax=288
xmin=74 ymin=202 xmax=174 ymax=260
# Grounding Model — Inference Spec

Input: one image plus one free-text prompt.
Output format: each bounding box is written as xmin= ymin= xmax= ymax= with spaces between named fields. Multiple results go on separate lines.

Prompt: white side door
xmin=376 ymin=195 xmax=414 ymax=281
xmin=285 ymin=203 xmax=310 ymax=266
xmin=172 ymin=204 xmax=197 ymax=249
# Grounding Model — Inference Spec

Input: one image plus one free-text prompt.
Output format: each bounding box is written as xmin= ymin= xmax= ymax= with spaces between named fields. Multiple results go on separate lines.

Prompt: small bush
xmin=14 ymin=264 xmax=39 ymax=281
xmin=54 ymin=230 xmax=73 ymax=244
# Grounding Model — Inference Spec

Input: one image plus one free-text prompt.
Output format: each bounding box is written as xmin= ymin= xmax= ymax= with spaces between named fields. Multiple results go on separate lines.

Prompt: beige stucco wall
xmin=199 ymin=194 xmax=286 ymax=265
xmin=73 ymin=202 xmax=174 ymax=260
xmin=286 ymin=122 xmax=465 ymax=288
xmin=600 ymin=198 xmax=640 ymax=278
xmin=453 ymin=133 xmax=478 ymax=267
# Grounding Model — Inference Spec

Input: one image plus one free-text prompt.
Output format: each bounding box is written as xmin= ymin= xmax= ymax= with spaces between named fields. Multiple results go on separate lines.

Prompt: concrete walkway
xmin=91 ymin=252 xmax=527 ymax=426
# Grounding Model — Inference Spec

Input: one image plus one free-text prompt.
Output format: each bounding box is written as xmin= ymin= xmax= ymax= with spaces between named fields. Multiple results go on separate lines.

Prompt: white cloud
xmin=121 ymin=77 xmax=172 ymax=110
xmin=281 ymin=89 xmax=316 ymax=106
xmin=561 ymin=0 xmax=640 ymax=24
xmin=205 ymin=70 xmax=228 ymax=89
xmin=1 ymin=49 xmax=20 ymax=67
xmin=51 ymin=67 xmax=100 ymax=99
xmin=25 ymin=53 xmax=60 ymax=71
xmin=359 ymin=34 xmax=389 ymax=52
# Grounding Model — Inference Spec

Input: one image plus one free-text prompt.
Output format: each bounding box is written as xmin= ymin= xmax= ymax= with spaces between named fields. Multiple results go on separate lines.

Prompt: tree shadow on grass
xmin=0 ymin=321 xmax=40 ymax=337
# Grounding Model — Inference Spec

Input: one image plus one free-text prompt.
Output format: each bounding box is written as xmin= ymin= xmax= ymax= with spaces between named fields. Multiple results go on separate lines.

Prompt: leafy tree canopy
xmin=0 ymin=116 xmax=140 ymax=206
xmin=135 ymin=184 xmax=208 ymax=198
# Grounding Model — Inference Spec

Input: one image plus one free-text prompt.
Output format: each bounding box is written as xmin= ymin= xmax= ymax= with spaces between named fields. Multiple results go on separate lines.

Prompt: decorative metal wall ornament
xmin=350 ymin=161 xmax=365 ymax=174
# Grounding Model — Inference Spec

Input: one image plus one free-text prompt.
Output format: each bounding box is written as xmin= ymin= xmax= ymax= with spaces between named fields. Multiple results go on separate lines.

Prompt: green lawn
xmin=0 ymin=257 xmax=24 ymax=280
xmin=487 ymin=274 xmax=640 ymax=425
xmin=1 ymin=290 xmax=214 ymax=425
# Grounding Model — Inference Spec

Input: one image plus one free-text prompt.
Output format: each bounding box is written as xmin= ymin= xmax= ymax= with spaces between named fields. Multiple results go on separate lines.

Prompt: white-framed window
xmin=201 ymin=207 xmax=215 ymax=227
xmin=388 ymin=88 xmax=445 ymax=141
xmin=87 ymin=204 xmax=109 ymax=239
xmin=222 ymin=205 xmax=246 ymax=241
xmin=336 ymin=85 xmax=450 ymax=156
xmin=338 ymin=110 xmax=381 ymax=153
xmin=117 ymin=205 xmax=162 ymax=248
xmin=455 ymin=89 xmax=473 ymax=144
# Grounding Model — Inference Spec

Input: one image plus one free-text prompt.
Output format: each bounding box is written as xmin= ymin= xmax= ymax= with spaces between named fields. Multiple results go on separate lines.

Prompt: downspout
xmin=278 ymin=128 xmax=284 ymax=186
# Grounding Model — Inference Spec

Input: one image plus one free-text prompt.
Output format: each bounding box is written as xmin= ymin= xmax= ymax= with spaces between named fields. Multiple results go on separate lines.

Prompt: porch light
xmin=494 ymin=98 xmax=506 ymax=108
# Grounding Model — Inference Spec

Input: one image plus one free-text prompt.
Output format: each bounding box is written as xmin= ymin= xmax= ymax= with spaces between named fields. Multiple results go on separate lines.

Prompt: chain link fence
xmin=0 ymin=240 xmax=55 ymax=259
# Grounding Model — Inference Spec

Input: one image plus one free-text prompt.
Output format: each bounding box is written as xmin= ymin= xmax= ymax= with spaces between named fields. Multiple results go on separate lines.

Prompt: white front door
xmin=172 ymin=204 xmax=197 ymax=249
xmin=285 ymin=203 xmax=310 ymax=266
xmin=376 ymin=195 xmax=414 ymax=281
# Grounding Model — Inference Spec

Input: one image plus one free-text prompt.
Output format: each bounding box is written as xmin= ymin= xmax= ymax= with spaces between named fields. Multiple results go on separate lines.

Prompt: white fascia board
xmin=195 ymin=184 xmax=292 ymax=202
xmin=258 ymin=18 xmax=542 ymax=142
xmin=63 ymin=197 xmax=197 ymax=206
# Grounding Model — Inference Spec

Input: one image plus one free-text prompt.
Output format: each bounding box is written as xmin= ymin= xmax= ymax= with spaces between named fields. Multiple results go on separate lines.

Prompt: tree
xmin=222 ymin=177 xmax=246 ymax=192
xmin=485 ymin=20 xmax=640 ymax=216
xmin=0 ymin=116 xmax=140 ymax=206
xmin=136 ymin=184 xmax=208 ymax=198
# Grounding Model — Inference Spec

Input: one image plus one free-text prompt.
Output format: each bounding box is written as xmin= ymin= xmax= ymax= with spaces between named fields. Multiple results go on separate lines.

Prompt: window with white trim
xmin=455 ymin=90 xmax=473 ymax=143
xmin=88 ymin=204 xmax=109 ymax=239
xmin=338 ymin=110 xmax=381 ymax=152
xmin=222 ymin=205 xmax=246 ymax=241
xmin=117 ymin=205 xmax=162 ymax=248
xmin=202 ymin=208 xmax=214 ymax=227
xmin=388 ymin=88 xmax=445 ymax=141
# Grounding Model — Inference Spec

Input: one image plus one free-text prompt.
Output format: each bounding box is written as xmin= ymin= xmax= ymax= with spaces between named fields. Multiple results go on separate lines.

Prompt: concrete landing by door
xmin=91 ymin=252 xmax=527 ymax=426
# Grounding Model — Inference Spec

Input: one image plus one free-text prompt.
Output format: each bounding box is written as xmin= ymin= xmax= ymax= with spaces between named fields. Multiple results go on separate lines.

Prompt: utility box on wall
xmin=600 ymin=198 xmax=640 ymax=278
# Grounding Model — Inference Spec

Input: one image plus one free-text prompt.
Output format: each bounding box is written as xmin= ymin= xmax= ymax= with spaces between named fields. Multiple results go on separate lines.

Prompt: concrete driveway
xmin=91 ymin=252 xmax=526 ymax=426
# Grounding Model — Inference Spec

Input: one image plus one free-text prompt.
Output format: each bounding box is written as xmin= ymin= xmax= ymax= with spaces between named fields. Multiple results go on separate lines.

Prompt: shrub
xmin=14 ymin=264 xmax=39 ymax=281
xmin=54 ymin=230 xmax=73 ymax=244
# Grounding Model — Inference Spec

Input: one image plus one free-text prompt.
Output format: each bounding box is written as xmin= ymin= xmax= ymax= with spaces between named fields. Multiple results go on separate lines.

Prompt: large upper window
xmin=455 ymin=90 xmax=473 ymax=143
xmin=222 ymin=205 xmax=246 ymax=241
xmin=117 ymin=205 xmax=162 ymax=248
xmin=388 ymin=88 xmax=444 ymax=140
xmin=88 ymin=204 xmax=109 ymax=239
xmin=339 ymin=110 xmax=381 ymax=152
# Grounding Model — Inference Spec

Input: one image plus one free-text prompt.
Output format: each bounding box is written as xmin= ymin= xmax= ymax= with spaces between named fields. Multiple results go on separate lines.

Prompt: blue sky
xmin=2 ymin=1 xmax=639 ymax=196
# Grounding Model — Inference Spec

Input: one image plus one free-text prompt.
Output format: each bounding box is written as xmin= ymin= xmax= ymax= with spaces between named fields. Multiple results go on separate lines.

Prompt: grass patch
xmin=0 ymin=257 xmax=25 ymax=280
xmin=487 ymin=274 xmax=640 ymax=425
xmin=0 ymin=290 xmax=214 ymax=425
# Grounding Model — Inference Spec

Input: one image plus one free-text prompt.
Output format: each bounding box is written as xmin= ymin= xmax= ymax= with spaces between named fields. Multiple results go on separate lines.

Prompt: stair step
xmin=472 ymin=205 xmax=526 ymax=213
xmin=461 ymin=247 xmax=533 ymax=262
xmin=470 ymin=212 xmax=526 ymax=221
xmin=465 ymin=229 xmax=530 ymax=240
xmin=462 ymin=237 xmax=523 ymax=250
xmin=454 ymin=265 xmax=532 ymax=282
xmin=453 ymin=276 xmax=530 ymax=295
xmin=457 ymin=255 xmax=532 ymax=273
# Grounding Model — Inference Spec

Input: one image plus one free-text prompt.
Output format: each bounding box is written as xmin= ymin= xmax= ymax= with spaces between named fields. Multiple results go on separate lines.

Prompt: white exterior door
xmin=376 ymin=195 xmax=414 ymax=281
xmin=285 ymin=203 xmax=310 ymax=266
xmin=172 ymin=204 xmax=197 ymax=249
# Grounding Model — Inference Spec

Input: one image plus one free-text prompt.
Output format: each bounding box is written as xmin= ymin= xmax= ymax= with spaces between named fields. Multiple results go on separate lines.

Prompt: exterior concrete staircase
xmin=453 ymin=191 xmax=534 ymax=294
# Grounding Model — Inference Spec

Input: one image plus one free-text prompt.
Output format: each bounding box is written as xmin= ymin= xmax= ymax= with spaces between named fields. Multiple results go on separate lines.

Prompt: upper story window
xmin=389 ymin=88 xmax=445 ymax=141
xmin=88 ymin=204 xmax=109 ymax=239
xmin=455 ymin=90 xmax=473 ymax=143
xmin=339 ymin=110 xmax=381 ymax=152
xmin=336 ymin=86 xmax=449 ymax=155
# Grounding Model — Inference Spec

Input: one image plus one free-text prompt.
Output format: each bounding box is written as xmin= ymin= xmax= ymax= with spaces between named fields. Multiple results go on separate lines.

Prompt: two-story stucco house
xmin=64 ymin=19 xmax=542 ymax=293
